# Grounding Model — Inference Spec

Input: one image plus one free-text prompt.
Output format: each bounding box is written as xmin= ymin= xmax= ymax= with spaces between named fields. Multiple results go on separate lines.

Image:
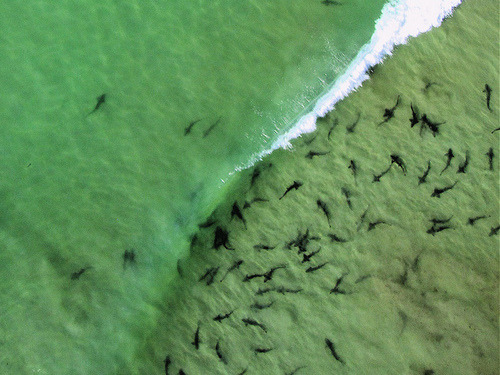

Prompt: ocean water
xmin=140 ymin=0 xmax=498 ymax=374
xmin=0 ymin=1 xmax=386 ymax=373
xmin=0 ymin=0 xmax=475 ymax=374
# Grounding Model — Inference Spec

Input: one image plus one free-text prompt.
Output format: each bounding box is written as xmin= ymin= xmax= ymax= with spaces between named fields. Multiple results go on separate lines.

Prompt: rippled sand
xmin=138 ymin=1 xmax=499 ymax=374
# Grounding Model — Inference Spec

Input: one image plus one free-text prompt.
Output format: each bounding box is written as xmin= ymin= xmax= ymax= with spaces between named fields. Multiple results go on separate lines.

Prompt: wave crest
xmin=235 ymin=0 xmax=462 ymax=172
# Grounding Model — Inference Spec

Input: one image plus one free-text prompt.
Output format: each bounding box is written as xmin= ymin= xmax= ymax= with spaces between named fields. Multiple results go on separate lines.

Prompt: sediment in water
xmin=136 ymin=0 xmax=499 ymax=374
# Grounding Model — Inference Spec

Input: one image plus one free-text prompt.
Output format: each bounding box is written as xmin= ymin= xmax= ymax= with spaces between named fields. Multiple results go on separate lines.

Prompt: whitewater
xmin=0 ymin=0 xmax=468 ymax=373
xmin=237 ymin=0 xmax=463 ymax=172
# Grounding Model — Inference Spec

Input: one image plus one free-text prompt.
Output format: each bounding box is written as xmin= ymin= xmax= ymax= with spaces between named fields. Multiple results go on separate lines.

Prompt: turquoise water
xmin=0 ymin=0 xmax=389 ymax=373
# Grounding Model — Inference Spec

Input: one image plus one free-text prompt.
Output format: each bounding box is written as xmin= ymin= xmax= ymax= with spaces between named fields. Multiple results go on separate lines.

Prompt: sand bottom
xmin=133 ymin=1 xmax=499 ymax=374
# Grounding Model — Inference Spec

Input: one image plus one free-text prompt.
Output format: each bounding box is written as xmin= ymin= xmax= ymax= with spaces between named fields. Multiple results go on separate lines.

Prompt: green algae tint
xmin=0 ymin=0 xmax=386 ymax=373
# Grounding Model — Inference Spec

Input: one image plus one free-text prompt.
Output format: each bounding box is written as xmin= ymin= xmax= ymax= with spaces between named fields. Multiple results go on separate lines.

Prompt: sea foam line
xmin=233 ymin=0 xmax=462 ymax=173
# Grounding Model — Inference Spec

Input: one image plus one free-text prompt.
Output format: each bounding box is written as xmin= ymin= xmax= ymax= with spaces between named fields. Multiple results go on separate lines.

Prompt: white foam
xmin=234 ymin=0 xmax=462 ymax=172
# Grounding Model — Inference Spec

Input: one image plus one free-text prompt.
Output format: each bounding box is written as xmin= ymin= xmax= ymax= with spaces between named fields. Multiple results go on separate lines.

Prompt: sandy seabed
xmin=136 ymin=1 xmax=499 ymax=374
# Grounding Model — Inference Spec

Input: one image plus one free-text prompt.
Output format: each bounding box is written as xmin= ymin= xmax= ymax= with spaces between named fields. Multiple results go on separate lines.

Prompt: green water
xmin=137 ymin=0 xmax=498 ymax=374
xmin=0 ymin=0 xmax=388 ymax=373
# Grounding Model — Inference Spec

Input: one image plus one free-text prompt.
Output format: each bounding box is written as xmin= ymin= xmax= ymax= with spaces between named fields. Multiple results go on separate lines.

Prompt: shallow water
xmin=0 ymin=0 xmax=390 ymax=373
xmin=138 ymin=0 xmax=499 ymax=374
